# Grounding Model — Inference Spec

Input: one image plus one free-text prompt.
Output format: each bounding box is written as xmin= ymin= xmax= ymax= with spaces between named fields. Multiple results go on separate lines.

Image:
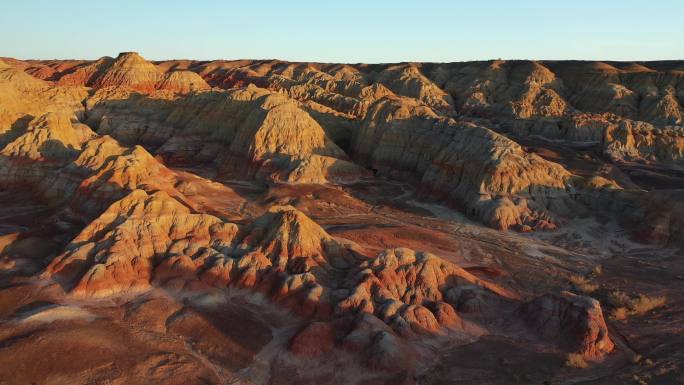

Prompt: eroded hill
xmin=0 ymin=53 xmax=682 ymax=385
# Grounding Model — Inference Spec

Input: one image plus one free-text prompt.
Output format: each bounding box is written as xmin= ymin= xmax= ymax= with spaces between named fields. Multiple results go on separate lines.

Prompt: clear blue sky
xmin=2 ymin=0 xmax=683 ymax=62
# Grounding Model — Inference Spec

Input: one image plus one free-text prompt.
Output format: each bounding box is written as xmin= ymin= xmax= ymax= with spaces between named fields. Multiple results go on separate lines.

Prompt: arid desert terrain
xmin=0 ymin=52 xmax=682 ymax=384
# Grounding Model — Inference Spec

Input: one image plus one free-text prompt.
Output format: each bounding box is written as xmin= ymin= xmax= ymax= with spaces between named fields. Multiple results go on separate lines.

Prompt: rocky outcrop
xmin=521 ymin=291 xmax=614 ymax=361
xmin=1 ymin=112 xmax=94 ymax=163
xmin=57 ymin=57 xmax=116 ymax=87
xmin=156 ymin=70 xmax=210 ymax=94
xmin=603 ymin=119 xmax=684 ymax=163
xmin=169 ymin=60 xmax=451 ymax=120
xmin=0 ymin=61 xmax=87 ymax=141
xmin=352 ymin=96 xmax=574 ymax=229
xmin=544 ymin=61 xmax=684 ymax=125
xmin=55 ymin=52 xmax=210 ymax=94
xmin=0 ymin=59 xmax=50 ymax=92
xmin=0 ymin=112 xmax=95 ymax=200
xmin=75 ymin=140 xmax=183 ymax=212
xmin=45 ymin=191 xmax=350 ymax=300
xmin=45 ymin=189 xmax=236 ymax=296
xmin=507 ymin=113 xmax=611 ymax=143
xmin=0 ymin=110 xmax=189 ymax=214
xmin=86 ymin=85 xmax=362 ymax=184
xmin=432 ymin=60 xmax=569 ymax=118
xmin=275 ymin=154 xmax=368 ymax=184
xmin=90 ymin=52 xmax=162 ymax=92
xmin=508 ymin=113 xmax=684 ymax=164
xmin=337 ymin=248 xmax=515 ymax=336
xmin=423 ymin=60 xmax=684 ymax=125
xmin=373 ymin=64 xmax=454 ymax=113
xmin=44 ymin=189 xmax=511 ymax=335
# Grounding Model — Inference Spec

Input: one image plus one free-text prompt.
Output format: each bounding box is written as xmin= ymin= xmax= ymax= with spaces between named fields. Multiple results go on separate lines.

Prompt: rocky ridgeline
xmin=9 ymin=53 xmax=679 ymax=241
xmin=44 ymin=187 xmax=613 ymax=366
xmin=2 ymin=52 xmax=681 ymax=241
xmin=56 ymin=52 xmax=211 ymax=93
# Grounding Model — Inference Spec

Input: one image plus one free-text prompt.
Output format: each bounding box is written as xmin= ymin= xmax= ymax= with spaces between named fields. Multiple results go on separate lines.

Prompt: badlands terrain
xmin=0 ymin=52 xmax=682 ymax=384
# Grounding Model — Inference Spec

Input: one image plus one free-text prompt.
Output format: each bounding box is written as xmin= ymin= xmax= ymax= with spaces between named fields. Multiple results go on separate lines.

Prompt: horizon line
xmin=4 ymin=53 xmax=684 ymax=65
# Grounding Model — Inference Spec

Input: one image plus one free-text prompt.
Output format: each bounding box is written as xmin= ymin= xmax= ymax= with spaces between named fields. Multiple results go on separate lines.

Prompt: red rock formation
xmin=44 ymin=188 xmax=516 ymax=343
xmin=521 ymin=291 xmax=614 ymax=361
xmin=54 ymin=52 xmax=210 ymax=94
xmin=45 ymin=189 xmax=237 ymax=296
xmin=337 ymin=248 xmax=514 ymax=336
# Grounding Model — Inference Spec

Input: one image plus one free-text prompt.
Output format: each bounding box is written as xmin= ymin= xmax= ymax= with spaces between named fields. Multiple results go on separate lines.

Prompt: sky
xmin=1 ymin=0 xmax=683 ymax=63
